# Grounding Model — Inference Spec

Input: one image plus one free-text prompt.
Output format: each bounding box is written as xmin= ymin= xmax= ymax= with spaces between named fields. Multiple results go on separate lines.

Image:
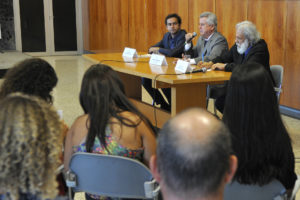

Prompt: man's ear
xmin=150 ymin=155 xmax=161 ymax=183
xmin=224 ymin=155 xmax=238 ymax=183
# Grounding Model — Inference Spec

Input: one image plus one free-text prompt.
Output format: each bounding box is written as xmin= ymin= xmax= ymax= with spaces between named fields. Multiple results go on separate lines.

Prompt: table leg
xmin=171 ymin=82 xmax=207 ymax=116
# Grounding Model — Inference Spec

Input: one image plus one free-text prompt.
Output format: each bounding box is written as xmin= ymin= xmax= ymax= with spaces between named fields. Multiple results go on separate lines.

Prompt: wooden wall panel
xmin=215 ymin=0 xmax=247 ymax=47
xmin=281 ymin=1 xmax=300 ymax=109
xmin=247 ymin=0 xmax=286 ymax=65
xmin=89 ymin=0 xmax=128 ymax=51
xmin=128 ymin=0 xmax=147 ymax=51
xmin=128 ymin=0 xmax=188 ymax=52
xmin=87 ymin=0 xmax=300 ymax=110
xmin=188 ymin=0 xmax=215 ymax=40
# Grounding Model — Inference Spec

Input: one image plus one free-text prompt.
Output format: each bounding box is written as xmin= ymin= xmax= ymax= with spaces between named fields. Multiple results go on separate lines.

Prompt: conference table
xmin=84 ymin=53 xmax=231 ymax=128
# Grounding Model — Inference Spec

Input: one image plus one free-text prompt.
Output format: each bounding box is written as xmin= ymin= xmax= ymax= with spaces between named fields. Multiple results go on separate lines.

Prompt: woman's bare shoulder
xmin=69 ymin=114 xmax=89 ymax=135
xmin=119 ymin=111 xmax=140 ymax=121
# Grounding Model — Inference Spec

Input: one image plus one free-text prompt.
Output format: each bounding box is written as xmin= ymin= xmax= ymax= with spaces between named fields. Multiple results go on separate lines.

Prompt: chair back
xmin=270 ymin=65 xmax=284 ymax=100
xmin=224 ymin=179 xmax=287 ymax=200
xmin=66 ymin=152 xmax=159 ymax=199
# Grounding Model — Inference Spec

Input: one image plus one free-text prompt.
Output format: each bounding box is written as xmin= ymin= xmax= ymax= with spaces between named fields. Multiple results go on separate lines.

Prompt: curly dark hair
xmin=0 ymin=58 xmax=58 ymax=103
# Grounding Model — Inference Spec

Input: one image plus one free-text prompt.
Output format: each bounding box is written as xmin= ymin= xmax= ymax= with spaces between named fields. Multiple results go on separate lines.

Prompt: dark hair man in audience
xmin=150 ymin=108 xmax=237 ymax=200
xmin=203 ymin=21 xmax=274 ymax=112
xmin=185 ymin=12 xmax=228 ymax=64
xmin=143 ymin=13 xmax=186 ymax=111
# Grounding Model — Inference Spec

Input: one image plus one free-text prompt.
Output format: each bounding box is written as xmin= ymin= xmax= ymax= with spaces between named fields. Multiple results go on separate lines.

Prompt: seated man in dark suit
xmin=143 ymin=13 xmax=186 ymax=111
xmin=202 ymin=21 xmax=275 ymax=113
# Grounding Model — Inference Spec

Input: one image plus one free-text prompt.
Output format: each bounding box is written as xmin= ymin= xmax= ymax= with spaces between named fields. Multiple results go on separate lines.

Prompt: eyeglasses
xmin=167 ymin=22 xmax=178 ymax=26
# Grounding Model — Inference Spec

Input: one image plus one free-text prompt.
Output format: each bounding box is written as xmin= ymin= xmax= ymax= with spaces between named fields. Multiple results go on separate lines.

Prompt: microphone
xmin=186 ymin=67 xmax=207 ymax=74
xmin=186 ymin=32 xmax=197 ymax=43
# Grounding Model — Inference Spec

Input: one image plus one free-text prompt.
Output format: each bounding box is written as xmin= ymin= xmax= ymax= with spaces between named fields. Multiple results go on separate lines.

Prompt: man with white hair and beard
xmin=201 ymin=21 xmax=274 ymax=112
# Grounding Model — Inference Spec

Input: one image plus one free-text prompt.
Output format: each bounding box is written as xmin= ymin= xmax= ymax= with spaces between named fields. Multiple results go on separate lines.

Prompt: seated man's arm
xmin=225 ymin=43 xmax=269 ymax=72
xmin=158 ymin=31 xmax=187 ymax=57
xmin=184 ymin=33 xmax=197 ymax=57
xmin=184 ymin=39 xmax=199 ymax=59
xmin=158 ymin=40 xmax=185 ymax=57
xmin=211 ymin=45 xmax=235 ymax=71
xmin=149 ymin=40 xmax=164 ymax=54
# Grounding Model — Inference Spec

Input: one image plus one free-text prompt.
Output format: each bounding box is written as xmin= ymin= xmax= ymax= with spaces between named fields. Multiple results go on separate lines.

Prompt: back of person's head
xmin=0 ymin=93 xmax=62 ymax=200
xmin=236 ymin=21 xmax=260 ymax=45
xmin=80 ymin=64 xmax=155 ymax=152
xmin=223 ymin=63 xmax=292 ymax=185
xmin=151 ymin=108 xmax=237 ymax=200
xmin=80 ymin=63 xmax=126 ymax=114
xmin=0 ymin=58 xmax=58 ymax=103
xmin=200 ymin=11 xmax=218 ymax=31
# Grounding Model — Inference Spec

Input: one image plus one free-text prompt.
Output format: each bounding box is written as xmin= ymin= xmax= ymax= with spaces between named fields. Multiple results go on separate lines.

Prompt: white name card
xmin=149 ymin=54 xmax=168 ymax=66
xmin=175 ymin=59 xmax=192 ymax=73
xmin=122 ymin=47 xmax=138 ymax=58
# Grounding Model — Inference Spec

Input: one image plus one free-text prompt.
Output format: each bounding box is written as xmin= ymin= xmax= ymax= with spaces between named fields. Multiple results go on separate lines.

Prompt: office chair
xmin=270 ymin=65 xmax=284 ymax=101
xmin=224 ymin=179 xmax=287 ymax=200
xmin=66 ymin=152 xmax=160 ymax=200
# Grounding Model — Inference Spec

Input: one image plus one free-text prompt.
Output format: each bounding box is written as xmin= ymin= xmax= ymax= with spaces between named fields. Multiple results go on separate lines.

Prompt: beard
xmin=237 ymin=39 xmax=249 ymax=54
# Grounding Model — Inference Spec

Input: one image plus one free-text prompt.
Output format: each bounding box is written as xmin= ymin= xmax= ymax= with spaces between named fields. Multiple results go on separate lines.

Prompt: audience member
xmin=0 ymin=93 xmax=63 ymax=200
xmin=150 ymin=108 xmax=237 ymax=200
xmin=64 ymin=64 xmax=157 ymax=200
xmin=144 ymin=13 xmax=186 ymax=111
xmin=185 ymin=12 xmax=228 ymax=64
xmin=0 ymin=58 xmax=68 ymax=196
xmin=223 ymin=63 xmax=296 ymax=196
xmin=0 ymin=58 xmax=58 ymax=103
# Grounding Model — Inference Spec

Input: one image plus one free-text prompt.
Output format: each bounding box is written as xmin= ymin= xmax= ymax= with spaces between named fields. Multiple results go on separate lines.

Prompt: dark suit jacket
xmin=151 ymin=29 xmax=186 ymax=58
xmin=186 ymin=32 xmax=228 ymax=63
xmin=212 ymin=39 xmax=274 ymax=84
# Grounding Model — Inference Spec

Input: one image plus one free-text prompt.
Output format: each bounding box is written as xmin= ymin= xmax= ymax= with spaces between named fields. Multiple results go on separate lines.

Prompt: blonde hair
xmin=0 ymin=93 xmax=62 ymax=200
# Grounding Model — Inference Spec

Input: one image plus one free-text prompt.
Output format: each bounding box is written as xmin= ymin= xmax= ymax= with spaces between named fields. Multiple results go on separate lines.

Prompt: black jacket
xmin=152 ymin=29 xmax=186 ymax=58
xmin=212 ymin=39 xmax=275 ymax=84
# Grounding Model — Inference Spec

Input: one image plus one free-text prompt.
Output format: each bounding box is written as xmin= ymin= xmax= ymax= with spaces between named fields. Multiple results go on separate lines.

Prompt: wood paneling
xmin=129 ymin=0 xmax=188 ymax=52
xmin=128 ymin=0 xmax=147 ymax=51
xmin=87 ymin=0 xmax=300 ymax=110
xmin=248 ymin=0 xmax=286 ymax=65
xmin=89 ymin=0 xmax=128 ymax=51
xmin=216 ymin=0 xmax=247 ymax=47
xmin=281 ymin=1 xmax=300 ymax=109
xmin=188 ymin=0 xmax=215 ymax=40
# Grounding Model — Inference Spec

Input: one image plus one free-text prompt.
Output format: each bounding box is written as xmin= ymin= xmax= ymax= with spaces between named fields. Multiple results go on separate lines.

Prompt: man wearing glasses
xmin=145 ymin=13 xmax=186 ymax=111
xmin=185 ymin=12 xmax=228 ymax=64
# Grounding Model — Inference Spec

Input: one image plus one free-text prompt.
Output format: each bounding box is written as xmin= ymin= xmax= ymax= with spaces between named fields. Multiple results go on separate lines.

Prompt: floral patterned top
xmin=72 ymin=126 xmax=144 ymax=200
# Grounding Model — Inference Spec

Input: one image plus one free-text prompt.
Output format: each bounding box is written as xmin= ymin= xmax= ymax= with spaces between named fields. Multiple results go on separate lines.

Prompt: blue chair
xmin=65 ymin=152 xmax=160 ymax=199
xmin=270 ymin=65 xmax=284 ymax=101
xmin=224 ymin=179 xmax=287 ymax=200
